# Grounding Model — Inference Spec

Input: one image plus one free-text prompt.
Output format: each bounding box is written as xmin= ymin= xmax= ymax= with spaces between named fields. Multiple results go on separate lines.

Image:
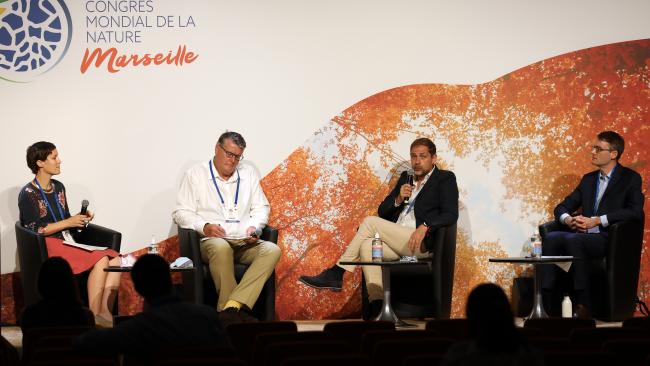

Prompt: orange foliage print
xmin=262 ymin=39 xmax=650 ymax=319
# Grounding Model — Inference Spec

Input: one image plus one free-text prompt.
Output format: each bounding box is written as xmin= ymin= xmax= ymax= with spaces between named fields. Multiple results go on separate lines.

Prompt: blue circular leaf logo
xmin=0 ymin=0 xmax=72 ymax=82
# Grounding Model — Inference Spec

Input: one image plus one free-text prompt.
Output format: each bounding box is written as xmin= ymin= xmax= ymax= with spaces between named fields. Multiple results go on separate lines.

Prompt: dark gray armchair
xmin=14 ymin=221 xmax=122 ymax=307
xmin=362 ymin=222 xmax=457 ymax=319
xmin=177 ymin=226 xmax=277 ymax=321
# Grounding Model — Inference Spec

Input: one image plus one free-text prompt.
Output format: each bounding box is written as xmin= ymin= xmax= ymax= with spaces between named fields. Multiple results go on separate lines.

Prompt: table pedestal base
xmin=527 ymin=263 xmax=549 ymax=319
xmin=374 ymin=264 xmax=417 ymax=328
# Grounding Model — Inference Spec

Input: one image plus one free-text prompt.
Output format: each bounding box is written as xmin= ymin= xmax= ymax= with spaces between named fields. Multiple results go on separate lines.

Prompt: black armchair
xmin=14 ymin=221 xmax=122 ymax=307
xmin=362 ymin=223 xmax=457 ymax=319
xmin=177 ymin=226 xmax=277 ymax=321
xmin=539 ymin=217 xmax=644 ymax=321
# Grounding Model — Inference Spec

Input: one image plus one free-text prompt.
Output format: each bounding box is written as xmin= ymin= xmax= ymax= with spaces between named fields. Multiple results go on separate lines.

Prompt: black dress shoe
xmin=573 ymin=304 xmax=592 ymax=319
xmin=219 ymin=307 xmax=242 ymax=328
xmin=238 ymin=307 xmax=259 ymax=323
xmin=299 ymin=266 xmax=344 ymax=291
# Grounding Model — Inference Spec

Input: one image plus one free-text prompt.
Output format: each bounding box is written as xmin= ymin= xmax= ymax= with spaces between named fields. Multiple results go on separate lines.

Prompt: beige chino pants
xmin=200 ymin=238 xmax=280 ymax=311
xmin=338 ymin=216 xmax=429 ymax=301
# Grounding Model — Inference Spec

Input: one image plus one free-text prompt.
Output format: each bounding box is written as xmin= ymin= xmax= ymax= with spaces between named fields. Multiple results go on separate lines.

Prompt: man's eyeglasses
xmin=218 ymin=144 xmax=243 ymax=161
xmin=591 ymin=145 xmax=614 ymax=153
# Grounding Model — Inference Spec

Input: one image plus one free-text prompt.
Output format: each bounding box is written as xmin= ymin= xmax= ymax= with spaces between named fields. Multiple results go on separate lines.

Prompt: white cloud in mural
xmin=453 ymin=149 xmax=544 ymax=256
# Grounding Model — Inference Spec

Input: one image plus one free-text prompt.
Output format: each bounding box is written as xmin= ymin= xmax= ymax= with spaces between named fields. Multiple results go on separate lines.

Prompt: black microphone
xmin=404 ymin=170 xmax=414 ymax=204
xmin=80 ymin=199 xmax=89 ymax=215
xmin=78 ymin=200 xmax=89 ymax=232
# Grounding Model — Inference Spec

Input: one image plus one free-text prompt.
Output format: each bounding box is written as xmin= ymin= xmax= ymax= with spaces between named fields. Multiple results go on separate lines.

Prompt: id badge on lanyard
xmin=225 ymin=204 xmax=240 ymax=224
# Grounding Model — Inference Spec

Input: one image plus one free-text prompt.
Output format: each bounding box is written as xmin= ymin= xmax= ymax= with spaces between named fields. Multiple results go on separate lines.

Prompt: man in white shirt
xmin=299 ymin=138 xmax=459 ymax=317
xmin=172 ymin=132 xmax=280 ymax=324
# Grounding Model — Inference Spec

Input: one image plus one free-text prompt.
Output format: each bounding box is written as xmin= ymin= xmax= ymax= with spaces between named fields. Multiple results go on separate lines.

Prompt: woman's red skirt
xmin=45 ymin=237 xmax=119 ymax=274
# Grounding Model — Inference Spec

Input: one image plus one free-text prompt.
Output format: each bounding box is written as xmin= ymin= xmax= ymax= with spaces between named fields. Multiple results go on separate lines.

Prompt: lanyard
xmin=593 ymin=165 xmax=615 ymax=213
xmin=208 ymin=160 xmax=240 ymax=207
xmin=34 ymin=179 xmax=65 ymax=222
xmin=405 ymin=199 xmax=416 ymax=214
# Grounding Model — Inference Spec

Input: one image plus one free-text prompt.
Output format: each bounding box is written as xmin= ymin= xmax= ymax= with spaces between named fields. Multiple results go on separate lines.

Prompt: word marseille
xmin=80 ymin=45 xmax=198 ymax=73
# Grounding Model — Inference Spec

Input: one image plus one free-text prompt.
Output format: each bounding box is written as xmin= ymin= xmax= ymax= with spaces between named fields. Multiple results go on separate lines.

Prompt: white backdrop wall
xmin=2 ymin=0 xmax=650 ymax=274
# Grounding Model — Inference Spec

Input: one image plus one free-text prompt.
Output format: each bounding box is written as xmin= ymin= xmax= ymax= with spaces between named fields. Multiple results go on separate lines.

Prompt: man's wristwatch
xmin=422 ymin=222 xmax=431 ymax=233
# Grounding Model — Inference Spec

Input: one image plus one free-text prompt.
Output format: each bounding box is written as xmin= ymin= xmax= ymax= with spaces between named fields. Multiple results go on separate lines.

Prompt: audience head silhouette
xmin=131 ymin=254 xmax=172 ymax=301
xmin=466 ymin=283 xmax=520 ymax=351
xmin=38 ymin=256 xmax=81 ymax=304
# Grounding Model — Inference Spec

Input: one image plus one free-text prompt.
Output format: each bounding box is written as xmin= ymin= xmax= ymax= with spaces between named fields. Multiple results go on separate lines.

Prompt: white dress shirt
xmin=172 ymin=160 xmax=270 ymax=239
xmin=396 ymin=167 xmax=434 ymax=228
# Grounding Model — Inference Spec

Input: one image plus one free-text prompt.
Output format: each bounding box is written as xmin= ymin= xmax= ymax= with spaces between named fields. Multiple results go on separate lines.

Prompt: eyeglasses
xmin=218 ymin=144 xmax=243 ymax=161
xmin=591 ymin=145 xmax=614 ymax=153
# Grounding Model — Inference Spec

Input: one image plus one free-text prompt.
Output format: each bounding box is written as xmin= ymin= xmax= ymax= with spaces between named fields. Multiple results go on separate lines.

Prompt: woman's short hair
xmin=26 ymin=141 xmax=56 ymax=174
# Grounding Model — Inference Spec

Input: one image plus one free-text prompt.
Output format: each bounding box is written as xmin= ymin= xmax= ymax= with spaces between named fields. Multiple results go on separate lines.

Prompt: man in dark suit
xmin=299 ymin=138 xmax=459 ymax=313
xmin=542 ymin=131 xmax=644 ymax=317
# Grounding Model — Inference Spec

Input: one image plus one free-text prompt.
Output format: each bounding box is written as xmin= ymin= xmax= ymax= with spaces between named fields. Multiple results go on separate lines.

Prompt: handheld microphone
xmin=78 ymin=200 xmax=89 ymax=232
xmin=80 ymin=199 xmax=89 ymax=215
xmin=404 ymin=170 xmax=414 ymax=204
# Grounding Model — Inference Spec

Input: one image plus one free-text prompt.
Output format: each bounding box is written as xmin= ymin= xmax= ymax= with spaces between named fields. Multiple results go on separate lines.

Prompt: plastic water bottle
xmin=149 ymin=235 xmax=158 ymax=255
xmin=531 ymin=233 xmax=542 ymax=258
xmin=371 ymin=233 xmax=382 ymax=262
xmin=562 ymin=295 xmax=573 ymax=318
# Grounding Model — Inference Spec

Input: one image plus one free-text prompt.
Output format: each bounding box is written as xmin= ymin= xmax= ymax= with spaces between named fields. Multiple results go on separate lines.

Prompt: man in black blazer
xmin=299 ymin=138 xmax=459 ymax=313
xmin=542 ymin=131 xmax=644 ymax=317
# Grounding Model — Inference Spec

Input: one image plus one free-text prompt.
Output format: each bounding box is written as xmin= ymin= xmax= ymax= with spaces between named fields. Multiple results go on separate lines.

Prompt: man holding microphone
xmin=299 ymin=138 xmax=459 ymax=315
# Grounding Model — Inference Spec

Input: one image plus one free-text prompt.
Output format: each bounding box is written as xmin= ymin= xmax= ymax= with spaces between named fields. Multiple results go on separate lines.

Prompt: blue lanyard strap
xmin=34 ymin=179 xmax=65 ymax=222
xmin=208 ymin=160 xmax=240 ymax=206
xmin=405 ymin=197 xmax=416 ymax=214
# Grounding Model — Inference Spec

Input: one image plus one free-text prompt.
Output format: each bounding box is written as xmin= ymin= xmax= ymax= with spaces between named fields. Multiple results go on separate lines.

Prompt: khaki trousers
xmin=200 ymin=238 xmax=281 ymax=311
xmin=338 ymin=216 xmax=428 ymax=301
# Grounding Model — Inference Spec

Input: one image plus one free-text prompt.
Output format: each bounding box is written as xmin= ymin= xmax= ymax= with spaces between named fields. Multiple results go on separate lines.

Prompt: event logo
xmin=80 ymin=1 xmax=199 ymax=74
xmin=0 ymin=0 xmax=72 ymax=82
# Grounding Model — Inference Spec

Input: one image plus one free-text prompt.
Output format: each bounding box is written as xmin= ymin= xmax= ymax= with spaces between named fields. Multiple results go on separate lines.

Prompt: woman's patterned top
xmin=18 ymin=179 xmax=71 ymax=239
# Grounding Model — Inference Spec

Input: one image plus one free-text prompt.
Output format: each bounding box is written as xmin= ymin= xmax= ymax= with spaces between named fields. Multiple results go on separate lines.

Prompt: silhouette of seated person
xmin=20 ymin=256 xmax=95 ymax=331
xmin=75 ymin=254 xmax=226 ymax=358
xmin=441 ymin=283 xmax=544 ymax=366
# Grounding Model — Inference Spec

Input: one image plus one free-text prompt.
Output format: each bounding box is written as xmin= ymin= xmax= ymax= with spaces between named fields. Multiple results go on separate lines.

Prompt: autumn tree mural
xmin=1 ymin=41 xmax=646 ymax=325
xmin=262 ymin=39 xmax=649 ymax=319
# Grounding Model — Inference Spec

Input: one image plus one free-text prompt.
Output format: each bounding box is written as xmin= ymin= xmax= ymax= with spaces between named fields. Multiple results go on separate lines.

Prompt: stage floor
xmin=1 ymin=316 xmax=622 ymax=352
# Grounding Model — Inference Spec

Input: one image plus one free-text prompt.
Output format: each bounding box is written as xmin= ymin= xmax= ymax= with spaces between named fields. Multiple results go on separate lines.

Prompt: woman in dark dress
xmin=18 ymin=141 xmax=121 ymax=326
xmin=20 ymin=257 xmax=95 ymax=330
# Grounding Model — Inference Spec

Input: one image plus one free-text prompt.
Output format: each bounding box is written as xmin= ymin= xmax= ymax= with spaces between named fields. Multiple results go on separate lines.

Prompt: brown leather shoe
xmin=573 ymin=304 xmax=592 ymax=319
